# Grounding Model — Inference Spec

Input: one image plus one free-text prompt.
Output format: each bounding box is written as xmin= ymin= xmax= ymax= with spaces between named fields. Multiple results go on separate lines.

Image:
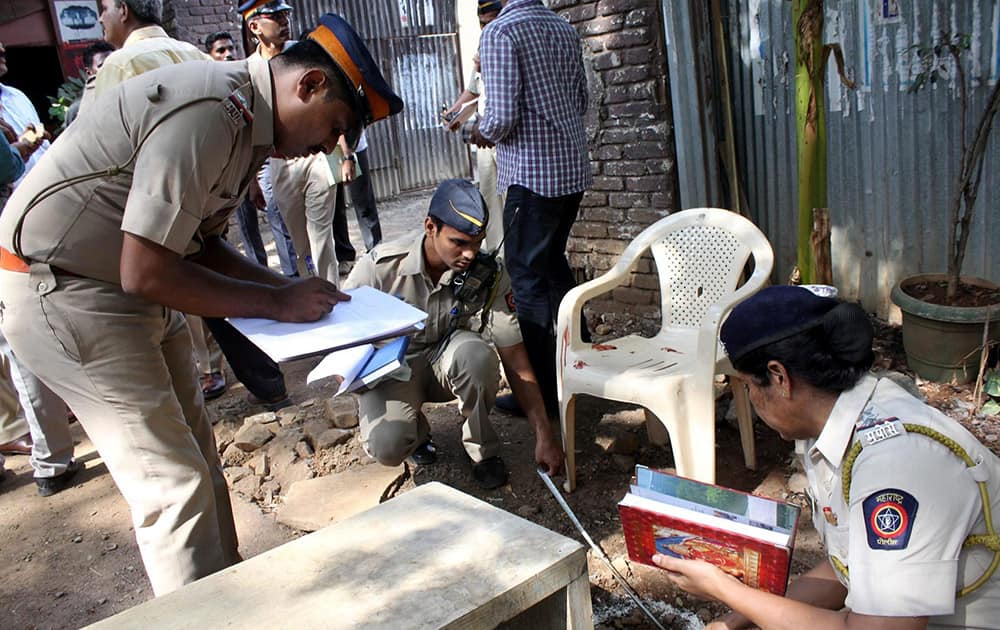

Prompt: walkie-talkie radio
xmin=451 ymin=250 xmax=500 ymax=304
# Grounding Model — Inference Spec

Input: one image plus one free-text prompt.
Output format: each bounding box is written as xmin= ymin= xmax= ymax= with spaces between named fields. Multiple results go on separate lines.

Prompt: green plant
xmin=792 ymin=0 xmax=854 ymax=284
xmin=908 ymin=32 xmax=1000 ymax=304
xmin=47 ymin=72 xmax=87 ymax=127
xmin=980 ymin=368 xmax=1000 ymax=416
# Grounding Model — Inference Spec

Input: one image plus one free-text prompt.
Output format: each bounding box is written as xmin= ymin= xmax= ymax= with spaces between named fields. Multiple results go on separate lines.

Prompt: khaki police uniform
xmin=800 ymin=374 xmax=1000 ymax=627
xmin=465 ymin=67 xmax=504 ymax=252
xmin=0 ymin=56 xmax=275 ymax=595
xmin=342 ymin=232 xmax=521 ymax=465
xmin=270 ymin=152 xmax=339 ymax=281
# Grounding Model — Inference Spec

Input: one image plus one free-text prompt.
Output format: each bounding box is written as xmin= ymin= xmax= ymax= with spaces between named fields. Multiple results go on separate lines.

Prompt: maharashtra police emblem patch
xmin=863 ymin=488 xmax=918 ymax=550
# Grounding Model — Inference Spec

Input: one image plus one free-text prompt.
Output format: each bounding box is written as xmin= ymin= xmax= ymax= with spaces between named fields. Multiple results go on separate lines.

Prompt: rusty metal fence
xmin=289 ymin=0 xmax=471 ymax=200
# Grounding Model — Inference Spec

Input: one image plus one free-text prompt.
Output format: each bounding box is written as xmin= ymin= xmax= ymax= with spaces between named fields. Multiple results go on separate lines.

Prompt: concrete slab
xmin=276 ymin=464 xmax=405 ymax=531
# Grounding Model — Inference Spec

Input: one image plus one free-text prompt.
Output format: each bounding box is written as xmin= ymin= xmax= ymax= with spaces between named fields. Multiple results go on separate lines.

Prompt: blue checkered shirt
xmin=477 ymin=0 xmax=592 ymax=198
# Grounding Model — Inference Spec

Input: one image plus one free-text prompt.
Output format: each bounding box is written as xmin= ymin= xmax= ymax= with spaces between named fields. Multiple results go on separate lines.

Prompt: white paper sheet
xmin=228 ymin=285 xmax=428 ymax=362
xmin=306 ymin=344 xmax=374 ymax=394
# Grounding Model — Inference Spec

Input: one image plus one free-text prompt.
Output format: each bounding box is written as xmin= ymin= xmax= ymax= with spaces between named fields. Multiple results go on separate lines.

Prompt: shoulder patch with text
xmin=863 ymin=488 xmax=918 ymax=550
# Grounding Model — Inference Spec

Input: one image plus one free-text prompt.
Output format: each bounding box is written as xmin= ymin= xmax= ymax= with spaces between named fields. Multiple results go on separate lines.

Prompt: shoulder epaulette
xmin=222 ymin=89 xmax=253 ymax=127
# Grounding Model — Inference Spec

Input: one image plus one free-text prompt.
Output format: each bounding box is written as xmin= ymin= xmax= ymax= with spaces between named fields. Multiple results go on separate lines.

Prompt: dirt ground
xmin=2 ymin=191 xmax=999 ymax=629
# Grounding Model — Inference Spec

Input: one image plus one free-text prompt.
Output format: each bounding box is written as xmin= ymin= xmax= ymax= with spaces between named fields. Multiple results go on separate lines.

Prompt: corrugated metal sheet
xmin=660 ymin=0 xmax=724 ymax=209
xmin=725 ymin=0 xmax=1000 ymax=316
xmin=286 ymin=0 xmax=470 ymax=199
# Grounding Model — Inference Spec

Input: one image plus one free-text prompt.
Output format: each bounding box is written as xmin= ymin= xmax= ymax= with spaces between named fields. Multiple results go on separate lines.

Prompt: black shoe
xmin=36 ymin=460 xmax=82 ymax=497
xmin=494 ymin=393 xmax=525 ymax=416
xmin=472 ymin=456 xmax=508 ymax=490
xmin=408 ymin=438 xmax=437 ymax=466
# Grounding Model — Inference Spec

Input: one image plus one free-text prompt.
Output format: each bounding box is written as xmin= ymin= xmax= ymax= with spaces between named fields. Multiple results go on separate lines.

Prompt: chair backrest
xmin=639 ymin=209 xmax=772 ymax=332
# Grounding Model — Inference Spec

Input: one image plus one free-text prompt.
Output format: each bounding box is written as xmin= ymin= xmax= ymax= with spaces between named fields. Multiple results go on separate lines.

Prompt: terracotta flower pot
xmin=890 ymin=274 xmax=1000 ymax=384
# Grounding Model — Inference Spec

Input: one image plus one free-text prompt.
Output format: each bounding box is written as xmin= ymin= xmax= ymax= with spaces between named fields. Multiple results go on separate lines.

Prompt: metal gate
xmin=289 ymin=0 xmax=470 ymax=199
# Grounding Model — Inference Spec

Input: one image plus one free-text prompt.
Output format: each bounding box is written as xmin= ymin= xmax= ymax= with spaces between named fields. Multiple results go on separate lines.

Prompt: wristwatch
xmin=344 ymin=153 xmax=357 ymax=163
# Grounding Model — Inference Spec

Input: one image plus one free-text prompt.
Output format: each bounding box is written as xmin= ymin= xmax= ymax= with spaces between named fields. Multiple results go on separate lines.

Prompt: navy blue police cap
xmin=239 ymin=0 xmax=291 ymax=21
xmin=721 ymin=285 xmax=839 ymax=362
xmin=478 ymin=0 xmax=503 ymax=15
xmin=428 ymin=179 xmax=489 ymax=237
xmin=307 ymin=14 xmax=404 ymax=132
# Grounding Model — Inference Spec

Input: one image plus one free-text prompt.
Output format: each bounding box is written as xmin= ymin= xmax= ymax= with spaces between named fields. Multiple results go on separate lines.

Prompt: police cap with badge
xmin=306 ymin=14 xmax=405 ymax=148
xmin=236 ymin=6 xmax=405 ymax=149
xmin=239 ymin=0 xmax=292 ymax=20
xmin=428 ymin=179 xmax=499 ymax=305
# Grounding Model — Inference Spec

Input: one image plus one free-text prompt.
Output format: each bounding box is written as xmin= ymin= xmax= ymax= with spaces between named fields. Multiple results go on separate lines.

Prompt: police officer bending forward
xmin=0 ymin=14 xmax=401 ymax=596
xmin=343 ymin=179 xmax=564 ymax=489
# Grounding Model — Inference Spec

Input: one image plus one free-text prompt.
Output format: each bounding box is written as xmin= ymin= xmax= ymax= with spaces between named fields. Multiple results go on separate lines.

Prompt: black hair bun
xmin=821 ymin=302 xmax=874 ymax=364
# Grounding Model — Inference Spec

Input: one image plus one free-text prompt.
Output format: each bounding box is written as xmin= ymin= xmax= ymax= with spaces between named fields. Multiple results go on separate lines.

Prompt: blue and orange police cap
xmin=428 ymin=179 xmax=489 ymax=237
xmin=307 ymin=14 xmax=404 ymax=129
xmin=239 ymin=0 xmax=291 ymax=21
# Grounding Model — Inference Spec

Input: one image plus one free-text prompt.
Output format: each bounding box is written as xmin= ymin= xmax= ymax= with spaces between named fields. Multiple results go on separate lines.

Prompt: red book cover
xmin=619 ymin=468 xmax=799 ymax=596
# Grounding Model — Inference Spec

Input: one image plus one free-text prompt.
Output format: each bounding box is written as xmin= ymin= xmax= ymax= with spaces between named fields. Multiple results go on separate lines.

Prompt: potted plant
xmin=890 ymin=32 xmax=1000 ymax=384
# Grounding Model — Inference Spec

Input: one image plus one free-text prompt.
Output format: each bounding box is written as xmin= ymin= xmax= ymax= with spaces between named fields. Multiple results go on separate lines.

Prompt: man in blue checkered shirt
xmin=471 ymin=0 xmax=591 ymax=413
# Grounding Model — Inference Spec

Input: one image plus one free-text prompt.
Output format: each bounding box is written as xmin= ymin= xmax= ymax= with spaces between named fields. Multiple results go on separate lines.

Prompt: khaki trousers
xmin=0 ymin=266 xmax=239 ymax=596
xmin=0 ymin=361 xmax=27 ymax=443
xmin=271 ymin=154 xmax=339 ymax=283
xmin=358 ymin=331 xmax=501 ymax=466
xmin=477 ymin=146 xmax=505 ymax=253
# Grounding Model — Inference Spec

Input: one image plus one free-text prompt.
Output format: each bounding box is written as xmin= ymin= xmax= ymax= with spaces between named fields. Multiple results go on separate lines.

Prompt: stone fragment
xmin=214 ymin=422 xmax=238 ymax=454
xmin=259 ymin=479 xmax=281 ymax=504
xmin=786 ymin=472 xmax=808 ymax=494
xmin=223 ymin=466 xmax=253 ymax=484
xmin=231 ymin=473 xmax=261 ymax=498
xmin=272 ymin=459 xmax=313 ymax=492
xmin=315 ymin=428 xmax=352 ymax=451
xmin=233 ymin=422 xmax=274 ymax=452
xmin=595 ymin=431 xmax=640 ymax=455
xmin=247 ymin=452 xmax=269 ymax=477
xmin=515 ymin=504 xmax=540 ymax=519
xmin=277 ymin=465 xmax=405 ymax=531
xmin=753 ymin=469 xmax=787 ymax=499
xmin=222 ymin=443 xmax=247 ymax=467
xmin=265 ymin=429 xmax=302 ymax=472
xmin=303 ymin=418 xmax=333 ymax=447
xmin=324 ymin=396 xmax=360 ymax=429
xmin=294 ymin=440 xmax=314 ymax=459
xmin=276 ymin=405 xmax=301 ymax=426
xmin=245 ymin=411 xmax=277 ymax=425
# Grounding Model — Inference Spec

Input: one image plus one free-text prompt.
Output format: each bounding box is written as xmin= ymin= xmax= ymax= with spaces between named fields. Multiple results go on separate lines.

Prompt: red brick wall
xmin=162 ymin=0 xmax=242 ymax=53
xmin=553 ymin=0 xmax=679 ymax=332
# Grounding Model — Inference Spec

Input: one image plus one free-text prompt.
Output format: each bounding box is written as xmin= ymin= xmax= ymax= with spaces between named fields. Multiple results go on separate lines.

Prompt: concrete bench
xmin=89 ymin=481 xmax=594 ymax=629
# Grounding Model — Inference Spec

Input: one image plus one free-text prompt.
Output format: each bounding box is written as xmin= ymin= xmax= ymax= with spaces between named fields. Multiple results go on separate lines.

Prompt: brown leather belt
xmin=0 ymin=246 xmax=29 ymax=273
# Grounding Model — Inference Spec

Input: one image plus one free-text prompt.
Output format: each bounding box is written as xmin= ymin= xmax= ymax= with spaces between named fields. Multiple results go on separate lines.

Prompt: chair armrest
xmin=556 ymin=266 xmax=629 ymax=351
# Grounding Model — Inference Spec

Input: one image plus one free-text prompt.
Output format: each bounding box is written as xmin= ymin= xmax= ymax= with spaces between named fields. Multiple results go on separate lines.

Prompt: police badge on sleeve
xmin=862 ymin=488 xmax=918 ymax=550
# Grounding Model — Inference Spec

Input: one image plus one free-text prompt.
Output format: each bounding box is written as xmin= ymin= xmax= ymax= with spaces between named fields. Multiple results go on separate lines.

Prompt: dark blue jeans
xmin=503 ymin=185 xmax=584 ymax=409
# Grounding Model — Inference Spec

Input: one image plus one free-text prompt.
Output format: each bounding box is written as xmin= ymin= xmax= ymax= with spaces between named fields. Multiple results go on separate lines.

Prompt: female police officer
xmin=652 ymin=285 xmax=1000 ymax=629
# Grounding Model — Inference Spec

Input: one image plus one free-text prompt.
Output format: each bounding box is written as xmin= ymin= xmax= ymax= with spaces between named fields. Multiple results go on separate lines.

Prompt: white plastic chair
xmin=556 ymin=208 xmax=773 ymax=490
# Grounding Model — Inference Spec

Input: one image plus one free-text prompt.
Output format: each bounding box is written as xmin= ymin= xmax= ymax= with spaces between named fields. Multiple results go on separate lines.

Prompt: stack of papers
xmin=307 ymin=336 xmax=410 ymax=395
xmin=228 ymin=286 xmax=427 ymax=363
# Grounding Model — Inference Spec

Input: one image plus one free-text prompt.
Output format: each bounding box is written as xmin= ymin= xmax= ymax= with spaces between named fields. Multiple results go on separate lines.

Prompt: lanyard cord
xmin=12 ymin=96 xmax=225 ymax=260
